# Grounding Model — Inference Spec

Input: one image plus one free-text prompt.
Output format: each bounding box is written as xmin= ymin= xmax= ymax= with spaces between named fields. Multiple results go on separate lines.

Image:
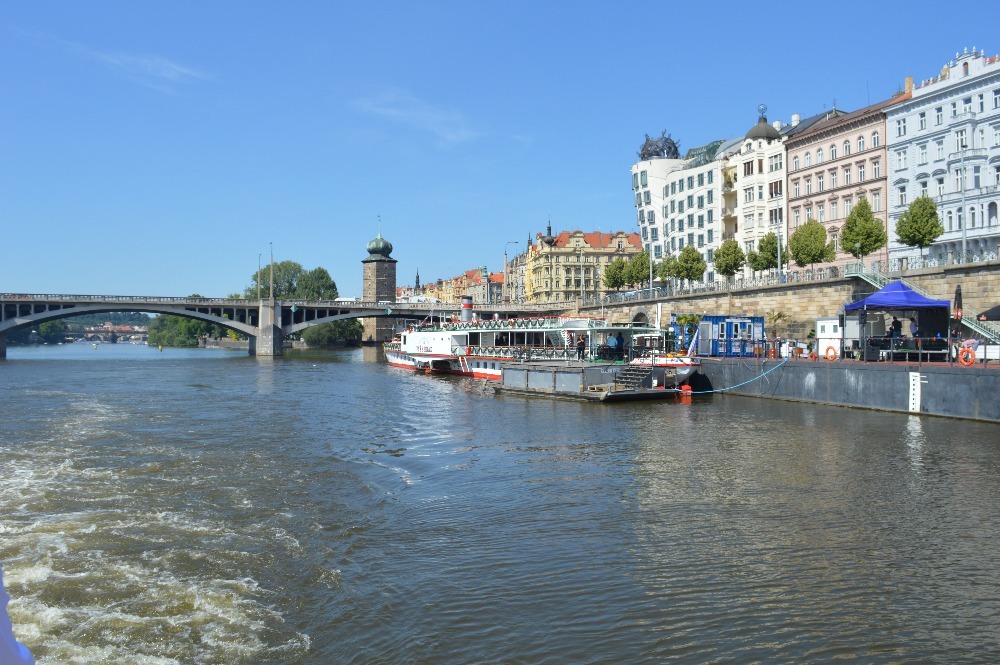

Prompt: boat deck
xmin=495 ymin=360 xmax=680 ymax=402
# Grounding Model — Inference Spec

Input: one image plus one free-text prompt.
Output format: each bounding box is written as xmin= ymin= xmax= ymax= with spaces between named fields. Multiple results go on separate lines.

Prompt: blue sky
xmin=1 ymin=2 xmax=994 ymax=298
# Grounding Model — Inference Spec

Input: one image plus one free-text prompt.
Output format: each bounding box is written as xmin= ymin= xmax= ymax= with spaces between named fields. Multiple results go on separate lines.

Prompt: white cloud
xmin=352 ymin=88 xmax=477 ymax=144
xmin=59 ymin=38 xmax=211 ymax=90
xmin=95 ymin=51 xmax=210 ymax=85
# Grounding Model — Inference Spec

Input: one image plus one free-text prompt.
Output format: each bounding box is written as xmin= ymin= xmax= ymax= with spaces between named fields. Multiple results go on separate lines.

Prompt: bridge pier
xmin=0 ymin=335 xmax=6 ymax=359
xmin=253 ymin=301 xmax=283 ymax=356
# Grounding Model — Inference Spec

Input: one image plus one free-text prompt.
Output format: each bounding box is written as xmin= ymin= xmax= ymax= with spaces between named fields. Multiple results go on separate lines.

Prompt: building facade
xmin=785 ymin=95 xmax=903 ymax=270
xmin=525 ymin=228 xmax=641 ymax=303
xmin=885 ymin=47 xmax=1000 ymax=263
xmin=633 ymin=141 xmax=727 ymax=282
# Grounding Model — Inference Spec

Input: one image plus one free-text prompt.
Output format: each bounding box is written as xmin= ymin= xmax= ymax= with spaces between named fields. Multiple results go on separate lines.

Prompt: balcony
xmin=949 ymin=111 xmax=977 ymax=125
xmin=949 ymin=148 xmax=986 ymax=162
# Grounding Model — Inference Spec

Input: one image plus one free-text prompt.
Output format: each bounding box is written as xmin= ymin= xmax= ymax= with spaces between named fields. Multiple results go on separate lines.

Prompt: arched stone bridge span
xmin=0 ymin=293 xmax=564 ymax=358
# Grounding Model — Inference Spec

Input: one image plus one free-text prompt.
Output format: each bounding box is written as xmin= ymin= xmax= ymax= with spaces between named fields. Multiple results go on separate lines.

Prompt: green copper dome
xmin=366 ymin=233 xmax=393 ymax=258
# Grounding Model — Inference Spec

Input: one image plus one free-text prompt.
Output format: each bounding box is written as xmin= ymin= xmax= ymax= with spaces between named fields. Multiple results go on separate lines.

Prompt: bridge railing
xmin=0 ymin=294 xmax=566 ymax=313
xmin=0 ymin=293 xmax=259 ymax=305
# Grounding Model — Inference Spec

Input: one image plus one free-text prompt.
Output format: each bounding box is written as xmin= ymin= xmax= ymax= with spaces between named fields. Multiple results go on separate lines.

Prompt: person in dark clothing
xmin=890 ymin=316 xmax=902 ymax=338
xmin=577 ymin=335 xmax=586 ymax=361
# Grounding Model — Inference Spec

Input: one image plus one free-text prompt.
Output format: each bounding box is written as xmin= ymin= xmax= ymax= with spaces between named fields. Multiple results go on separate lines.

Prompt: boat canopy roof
xmin=409 ymin=316 xmax=660 ymax=335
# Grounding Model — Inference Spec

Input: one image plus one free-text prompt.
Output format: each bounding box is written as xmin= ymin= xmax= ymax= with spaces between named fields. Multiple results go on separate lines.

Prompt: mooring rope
xmin=667 ymin=356 xmax=791 ymax=395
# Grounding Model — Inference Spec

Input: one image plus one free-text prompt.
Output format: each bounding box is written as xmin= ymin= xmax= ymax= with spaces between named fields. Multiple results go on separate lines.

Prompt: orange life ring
xmin=958 ymin=347 xmax=976 ymax=366
xmin=825 ymin=346 xmax=837 ymax=361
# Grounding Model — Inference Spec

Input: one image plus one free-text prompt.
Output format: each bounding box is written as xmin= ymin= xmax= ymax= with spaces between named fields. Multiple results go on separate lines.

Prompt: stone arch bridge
xmin=0 ymin=294 xmax=563 ymax=358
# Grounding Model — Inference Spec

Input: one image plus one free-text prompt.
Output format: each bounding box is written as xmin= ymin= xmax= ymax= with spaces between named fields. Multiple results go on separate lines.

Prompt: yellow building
xmin=525 ymin=228 xmax=642 ymax=303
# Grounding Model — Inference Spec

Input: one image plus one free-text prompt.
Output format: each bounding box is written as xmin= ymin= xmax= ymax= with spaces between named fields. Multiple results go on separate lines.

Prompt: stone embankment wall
xmin=583 ymin=260 xmax=1000 ymax=340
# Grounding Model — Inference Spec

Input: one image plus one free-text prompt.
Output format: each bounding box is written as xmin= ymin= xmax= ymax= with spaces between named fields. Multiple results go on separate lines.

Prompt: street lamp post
xmin=773 ymin=194 xmax=784 ymax=282
xmin=257 ymin=253 xmax=262 ymax=300
xmin=504 ymin=241 xmax=518 ymax=303
xmin=648 ymin=244 xmax=654 ymax=299
xmin=960 ymin=142 xmax=967 ymax=262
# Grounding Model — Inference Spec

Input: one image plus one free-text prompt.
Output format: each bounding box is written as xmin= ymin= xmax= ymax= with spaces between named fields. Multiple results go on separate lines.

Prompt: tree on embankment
xmin=603 ymin=257 xmax=627 ymax=291
xmin=788 ymin=219 xmax=835 ymax=268
xmin=839 ymin=197 xmax=886 ymax=261
xmin=747 ymin=232 xmax=783 ymax=274
xmin=713 ymin=239 xmax=745 ymax=283
xmin=895 ymin=195 xmax=944 ymax=259
xmin=673 ymin=245 xmax=707 ymax=284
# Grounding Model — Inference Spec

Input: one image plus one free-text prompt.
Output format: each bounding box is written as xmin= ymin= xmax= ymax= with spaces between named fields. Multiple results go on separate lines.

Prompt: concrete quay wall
xmin=692 ymin=357 xmax=1000 ymax=423
xmin=584 ymin=260 xmax=1000 ymax=341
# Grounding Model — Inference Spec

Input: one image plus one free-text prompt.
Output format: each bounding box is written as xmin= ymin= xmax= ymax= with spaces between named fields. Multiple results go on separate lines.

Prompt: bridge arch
xmin=0 ymin=304 xmax=257 ymax=338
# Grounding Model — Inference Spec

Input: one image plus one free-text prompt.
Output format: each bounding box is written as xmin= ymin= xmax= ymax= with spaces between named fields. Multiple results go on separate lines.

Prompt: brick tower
xmin=362 ymin=232 xmax=397 ymax=344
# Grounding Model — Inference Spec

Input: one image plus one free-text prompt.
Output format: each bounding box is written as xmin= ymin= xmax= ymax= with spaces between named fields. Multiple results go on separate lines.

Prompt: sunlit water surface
xmin=2 ymin=344 xmax=999 ymax=663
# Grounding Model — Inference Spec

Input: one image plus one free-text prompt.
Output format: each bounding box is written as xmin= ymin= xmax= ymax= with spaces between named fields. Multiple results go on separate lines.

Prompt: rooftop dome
xmin=744 ymin=104 xmax=782 ymax=142
xmin=366 ymin=232 xmax=393 ymax=258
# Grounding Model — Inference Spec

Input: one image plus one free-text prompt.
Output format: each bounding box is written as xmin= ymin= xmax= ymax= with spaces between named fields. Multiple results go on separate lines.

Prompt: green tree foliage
xmin=624 ymin=251 xmax=651 ymax=288
xmin=675 ymin=313 xmax=702 ymax=348
xmin=147 ymin=314 xmax=213 ymax=347
xmin=301 ymin=320 xmax=363 ymax=346
xmin=246 ymin=261 xmax=337 ymax=299
xmin=657 ymin=254 xmax=678 ymax=282
xmin=674 ymin=245 xmax=707 ymax=282
xmin=37 ymin=320 xmax=68 ymax=344
xmin=839 ymin=197 xmax=887 ymax=259
xmin=788 ymin=219 xmax=835 ymax=268
xmin=603 ymin=258 xmax=627 ymax=291
xmin=148 ymin=294 xmax=226 ymax=347
xmin=765 ymin=310 xmax=787 ymax=339
xmin=713 ymin=239 xmax=745 ymax=280
xmin=294 ymin=267 xmax=339 ymax=300
xmin=747 ymin=232 xmax=783 ymax=272
xmin=895 ymin=195 xmax=943 ymax=256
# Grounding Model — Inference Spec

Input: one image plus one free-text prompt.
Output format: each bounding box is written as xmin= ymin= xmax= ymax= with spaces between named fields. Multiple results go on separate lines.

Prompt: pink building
xmin=784 ymin=90 xmax=910 ymax=271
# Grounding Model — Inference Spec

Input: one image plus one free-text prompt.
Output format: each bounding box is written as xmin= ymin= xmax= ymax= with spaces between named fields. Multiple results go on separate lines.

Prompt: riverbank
xmin=693 ymin=356 xmax=1000 ymax=423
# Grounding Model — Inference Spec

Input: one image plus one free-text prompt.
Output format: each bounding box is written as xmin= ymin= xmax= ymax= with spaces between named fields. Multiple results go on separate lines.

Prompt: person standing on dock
xmin=577 ymin=335 xmax=586 ymax=361
xmin=891 ymin=317 xmax=902 ymax=338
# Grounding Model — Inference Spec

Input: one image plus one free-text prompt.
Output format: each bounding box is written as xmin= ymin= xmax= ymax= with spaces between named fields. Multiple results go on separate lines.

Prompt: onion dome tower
xmin=541 ymin=220 xmax=556 ymax=247
xmin=362 ymin=231 xmax=397 ymax=344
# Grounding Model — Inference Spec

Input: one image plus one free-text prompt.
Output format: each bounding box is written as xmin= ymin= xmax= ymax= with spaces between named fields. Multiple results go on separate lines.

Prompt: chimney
xmin=791 ymin=113 xmax=800 ymax=127
xmin=905 ymin=75 xmax=913 ymax=93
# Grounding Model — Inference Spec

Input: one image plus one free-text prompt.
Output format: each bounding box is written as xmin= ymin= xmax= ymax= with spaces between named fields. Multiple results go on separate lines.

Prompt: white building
xmin=631 ymin=136 xmax=726 ymax=281
xmin=884 ymin=47 xmax=1000 ymax=263
xmin=721 ymin=107 xmax=836 ymax=277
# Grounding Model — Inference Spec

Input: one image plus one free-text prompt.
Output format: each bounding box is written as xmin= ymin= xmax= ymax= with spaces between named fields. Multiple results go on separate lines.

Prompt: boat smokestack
xmin=461 ymin=295 xmax=473 ymax=322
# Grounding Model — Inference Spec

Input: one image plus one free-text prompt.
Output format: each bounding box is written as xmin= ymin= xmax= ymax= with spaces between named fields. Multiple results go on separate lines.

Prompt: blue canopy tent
xmin=845 ymin=281 xmax=951 ymax=359
xmin=845 ymin=281 xmax=949 ymax=312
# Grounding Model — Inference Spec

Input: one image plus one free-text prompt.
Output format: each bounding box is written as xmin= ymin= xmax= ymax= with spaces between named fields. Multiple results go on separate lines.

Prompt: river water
xmin=2 ymin=343 xmax=999 ymax=664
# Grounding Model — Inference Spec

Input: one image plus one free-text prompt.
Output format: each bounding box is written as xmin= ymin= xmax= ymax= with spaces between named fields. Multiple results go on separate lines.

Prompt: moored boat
xmin=384 ymin=316 xmax=662 ymax=380
xmin=628 ymin=328 xmax=701 ymax=383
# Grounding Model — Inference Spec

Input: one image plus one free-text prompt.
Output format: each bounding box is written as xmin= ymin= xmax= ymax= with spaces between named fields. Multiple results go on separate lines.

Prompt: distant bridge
xmin=0 ymin=293 xmax=564 ymax=357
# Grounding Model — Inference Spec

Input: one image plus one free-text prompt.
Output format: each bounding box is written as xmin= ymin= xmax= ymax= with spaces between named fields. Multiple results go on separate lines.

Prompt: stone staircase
xmin=614 ymin=366 xmax=653 ymax=391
